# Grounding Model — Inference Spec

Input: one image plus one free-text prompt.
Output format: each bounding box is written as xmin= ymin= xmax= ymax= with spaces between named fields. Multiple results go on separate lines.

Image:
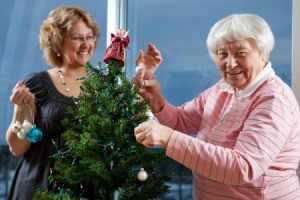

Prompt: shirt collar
xmin=219 ymin=62 xmax=275 ymax=98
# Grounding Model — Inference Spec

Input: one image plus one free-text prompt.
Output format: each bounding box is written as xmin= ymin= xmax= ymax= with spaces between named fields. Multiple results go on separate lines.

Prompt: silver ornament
xmin=22 ymin=120 xmax=33 ymax=132
xmin=17 ymin=130 xmax=26 ymax=139
xmin=12 ymin=121 xmax=22 ymax=133
xmin=137 ymin=168 xmax=148 ymax=181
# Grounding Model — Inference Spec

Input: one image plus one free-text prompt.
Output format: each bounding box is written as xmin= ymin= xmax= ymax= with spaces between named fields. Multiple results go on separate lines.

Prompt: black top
xmin=8 ymin=71 xmax=77 ymax=200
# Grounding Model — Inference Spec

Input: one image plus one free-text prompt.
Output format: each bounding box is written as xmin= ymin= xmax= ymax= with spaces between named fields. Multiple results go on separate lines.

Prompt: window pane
xmin=126 ymin=1 xmax=292 ymax=199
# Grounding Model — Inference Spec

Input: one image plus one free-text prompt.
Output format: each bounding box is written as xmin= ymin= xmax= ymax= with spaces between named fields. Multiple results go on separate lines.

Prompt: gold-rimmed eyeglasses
xmin=66 ymin=35 xmax=97 ymax=43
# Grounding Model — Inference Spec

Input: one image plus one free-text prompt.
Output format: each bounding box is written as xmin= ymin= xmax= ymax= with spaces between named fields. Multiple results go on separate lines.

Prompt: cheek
xmin=215 ymin=60 xmax=226 ymax=73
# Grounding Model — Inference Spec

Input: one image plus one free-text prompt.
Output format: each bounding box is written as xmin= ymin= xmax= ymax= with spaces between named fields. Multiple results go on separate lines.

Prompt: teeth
xmin=79 ymin=51 xmax=88 ymax=55
xmin=227 ymin=71 xmax=241 ymax=75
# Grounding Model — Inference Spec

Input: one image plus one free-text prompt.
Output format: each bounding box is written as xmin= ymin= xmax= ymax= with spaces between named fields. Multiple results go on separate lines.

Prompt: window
xmin=124 ymin=1 xmax=292 ymax=199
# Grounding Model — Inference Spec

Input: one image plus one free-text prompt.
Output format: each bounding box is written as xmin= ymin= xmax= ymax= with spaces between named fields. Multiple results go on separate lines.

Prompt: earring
xmin=57 ymin=53 xmax=61 ymax=57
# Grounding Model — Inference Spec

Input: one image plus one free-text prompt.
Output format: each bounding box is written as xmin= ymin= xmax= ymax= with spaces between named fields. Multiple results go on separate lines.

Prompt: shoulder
xmin=255 ymin=75 xmax=299 ymax=110
xmin=23 ymin=71 xmax=51 ymax=104
xmin=259 ymin=75 xmax=294 ymax=98
xmin=23 ymin=71 xmax=49 ymax=86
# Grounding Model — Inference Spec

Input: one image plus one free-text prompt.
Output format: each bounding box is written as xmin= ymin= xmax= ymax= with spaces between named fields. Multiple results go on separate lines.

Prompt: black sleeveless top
xmin=8 ymin=71 xmax=77 ymax=200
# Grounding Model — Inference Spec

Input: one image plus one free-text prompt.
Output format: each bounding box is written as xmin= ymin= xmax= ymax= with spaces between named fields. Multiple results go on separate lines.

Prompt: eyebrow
xmin=217 ymin=45 xmax=248 ymax=51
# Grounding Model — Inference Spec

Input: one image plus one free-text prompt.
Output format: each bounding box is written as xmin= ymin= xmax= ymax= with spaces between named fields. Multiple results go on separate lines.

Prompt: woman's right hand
xmin=132 ymin=67 xmax=160 ymax=101
xmin=132 ymin=43 xmax=166 ymax=113
xmin=10 ymin=81 xmax=35 ymax=111
xmin=11 ymin=81 xmax=34 ymax=105
xmin=7 ymin=81 xmax=35 ymax=157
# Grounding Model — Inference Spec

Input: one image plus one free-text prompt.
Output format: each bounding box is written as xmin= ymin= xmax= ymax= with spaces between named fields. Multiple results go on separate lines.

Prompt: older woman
xmin=133 ymin=14 xmax=300 ymax=199
xmin=6 ymin=6 xmax=99 ymax=199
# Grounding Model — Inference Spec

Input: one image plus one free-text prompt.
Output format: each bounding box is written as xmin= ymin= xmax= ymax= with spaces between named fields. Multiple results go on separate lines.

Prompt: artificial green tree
xmin=34 ymin=30 xmax=170 ymax=200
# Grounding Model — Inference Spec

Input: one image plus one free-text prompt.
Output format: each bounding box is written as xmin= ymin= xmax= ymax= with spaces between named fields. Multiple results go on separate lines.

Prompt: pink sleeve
xmin=166 ymin=91 xmax=298 ymax=185
xmin=155 ymin=96 xmax=205 ymax=134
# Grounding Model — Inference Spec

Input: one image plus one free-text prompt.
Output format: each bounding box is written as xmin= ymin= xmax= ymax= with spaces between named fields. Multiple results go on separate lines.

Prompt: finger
xmin=12 ymin=81 xmax=23 ymax=93
xmin=154 ymin=55 xmax=163 ymax=64
xmin=134 ymin=123 xmax=146 ymax=134
xmin=147 ymin=43 xmax=156 ymax=53
xmin=135 ymin=131 xmax=147 ymax=144
xmin=142 ymin=140 xmax=154 ymax=149
xmin=148 ymin=43 xmax=161 ymax=56
xmin=23 ymin=93 xmax=32 ymax=105
xmin=135 ymin=50 xmax=144 ymax=66
xmin=131 ymin=77 xmax=138 ymax=86
xmin=144 ymin=76 xmax=156 ymax=87
xmin=12 ymin=85 xmax=26 ymax=101
xmin=131 ymin=73 xmax=145 ymax=89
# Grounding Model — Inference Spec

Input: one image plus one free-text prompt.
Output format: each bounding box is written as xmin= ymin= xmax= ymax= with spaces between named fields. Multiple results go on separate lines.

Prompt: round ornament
xmin=22 ymin=120 xmax=33 ymax=132
xmin=137 ymin=168 xmax=148 ymax=181
xmin=25 ymin=125 xmax=43 ymax=143
xmin=17 ymin=130 xmax=25 ymax=139
xmin=12 ymin=121 xmax=22 ymax=133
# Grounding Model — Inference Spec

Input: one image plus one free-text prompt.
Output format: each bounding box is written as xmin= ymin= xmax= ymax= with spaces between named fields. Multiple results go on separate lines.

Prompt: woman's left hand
xmin=134 ymin=120 xmax=174 ymax=148
xmin=135 ymin=43 xmax=162 ymax=74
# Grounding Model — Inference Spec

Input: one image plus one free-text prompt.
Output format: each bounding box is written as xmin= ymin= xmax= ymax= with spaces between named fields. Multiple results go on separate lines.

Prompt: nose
xmin=226 ymin=56 xmax=238 ymax=68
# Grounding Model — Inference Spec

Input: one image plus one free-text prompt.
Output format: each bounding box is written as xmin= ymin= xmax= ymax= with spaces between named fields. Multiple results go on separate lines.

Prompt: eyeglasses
xmin=66 ymin=35 xmax=97 ymax=43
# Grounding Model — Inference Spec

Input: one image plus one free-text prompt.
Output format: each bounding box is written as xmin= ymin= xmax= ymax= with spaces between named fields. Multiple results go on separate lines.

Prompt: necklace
xmin=58 ymin=67 xmax=78 ymax=105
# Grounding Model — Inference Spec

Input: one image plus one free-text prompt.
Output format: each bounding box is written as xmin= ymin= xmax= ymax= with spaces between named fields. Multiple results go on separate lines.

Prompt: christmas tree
xmin=34 ymin=30 xmax=170 ymax=199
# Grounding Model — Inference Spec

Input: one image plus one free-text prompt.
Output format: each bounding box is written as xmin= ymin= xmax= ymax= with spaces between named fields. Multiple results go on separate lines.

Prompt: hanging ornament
xmin=11 ymin=103 xmax=43 ymax=143
xmin=25 ymin=125 xmax=43 ymax=143
xmin=137 ymin=168 xmax=148 ymax=181
xmin=103 ymin=29 xmax=129 ymax=67
xmin=110 ymin=160 xmax=114 ymax=171
xmin=11 ymin=121 xmax=22 ymax=133
xmin=17 ymin=130 xmax=26 ymax=139
xmin=22 ymin=119 xmax=33 ymax=132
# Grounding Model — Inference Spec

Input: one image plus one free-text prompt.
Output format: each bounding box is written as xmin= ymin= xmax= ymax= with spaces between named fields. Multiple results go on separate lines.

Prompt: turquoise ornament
xmin=25 ymin=125 xmax=43 ymax=143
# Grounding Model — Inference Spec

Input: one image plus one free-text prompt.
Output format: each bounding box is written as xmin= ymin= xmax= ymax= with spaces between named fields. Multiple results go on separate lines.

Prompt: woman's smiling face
xmin=61 ymin=20 xmax=96 ymax=68
xmin=213 ymin=38 xmax=268 ymax=90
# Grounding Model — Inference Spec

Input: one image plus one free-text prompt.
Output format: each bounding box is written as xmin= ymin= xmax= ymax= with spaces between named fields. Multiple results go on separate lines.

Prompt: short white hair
xmin=206 ymin=14 xmax=274 ymax=57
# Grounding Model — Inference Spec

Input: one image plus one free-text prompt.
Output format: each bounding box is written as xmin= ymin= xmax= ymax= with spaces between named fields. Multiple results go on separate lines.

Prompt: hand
xmin=134 ymin=120 xmax=174 ymax=148
xmin=10 ymin=81 xmax=35 ymax=108
xmin=136 ymin=43 xmax=162 ymax=74
xmin=131 ymin=68 xmax=161 ymax=101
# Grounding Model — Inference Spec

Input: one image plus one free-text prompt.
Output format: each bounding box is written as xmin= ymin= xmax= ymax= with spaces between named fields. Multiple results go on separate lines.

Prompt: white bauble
xmin=17 ymin=131 xmax=25 ymax=139
xmin=22 ymin=120 xmax=33 ymax=132
xmin=137 ymin=168 xmax=148 ymax=181
xmin=12 ymin=121 xmax=22 ymax=133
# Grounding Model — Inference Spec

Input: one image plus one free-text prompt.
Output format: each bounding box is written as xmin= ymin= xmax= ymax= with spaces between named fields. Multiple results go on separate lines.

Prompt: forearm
xmin=149 ymin=92 xmax=166 ymax=113
xmin=6 ymin=105 xmax=32 ymax=157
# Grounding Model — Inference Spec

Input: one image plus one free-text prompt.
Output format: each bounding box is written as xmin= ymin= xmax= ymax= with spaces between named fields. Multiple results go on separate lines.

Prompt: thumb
xmin=135 ymin=50 xmax=145 ymax=66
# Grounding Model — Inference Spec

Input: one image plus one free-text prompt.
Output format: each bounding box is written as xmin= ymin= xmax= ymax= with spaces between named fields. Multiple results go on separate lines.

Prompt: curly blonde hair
xmin=39 ymin=6 xmax=100 ymax=67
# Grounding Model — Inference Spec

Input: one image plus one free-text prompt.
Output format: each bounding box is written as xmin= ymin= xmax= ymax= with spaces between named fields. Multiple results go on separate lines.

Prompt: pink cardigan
xmin=155 ymin=64 xmax=300 ymax=199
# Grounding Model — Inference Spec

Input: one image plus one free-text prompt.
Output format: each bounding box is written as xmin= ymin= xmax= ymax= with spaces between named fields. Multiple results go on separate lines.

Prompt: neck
xmin=58 ymin=66 xmax=87 ymax=78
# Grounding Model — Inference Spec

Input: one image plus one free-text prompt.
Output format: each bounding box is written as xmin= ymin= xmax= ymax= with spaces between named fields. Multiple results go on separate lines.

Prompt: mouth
xmin=78 ymin=51 xmax=89 ymax=55
xmin=227 ymin=71 xmax=242 ymax=75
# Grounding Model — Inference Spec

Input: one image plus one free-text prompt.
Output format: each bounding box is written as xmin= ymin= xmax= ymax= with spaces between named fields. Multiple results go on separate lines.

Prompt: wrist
xmin=150 ymin=94 xmax=165 ymax=113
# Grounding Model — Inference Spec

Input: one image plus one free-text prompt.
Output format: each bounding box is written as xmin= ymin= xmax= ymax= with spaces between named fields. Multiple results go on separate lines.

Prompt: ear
xmin=261 ymin=53 xmax=269 ymax=62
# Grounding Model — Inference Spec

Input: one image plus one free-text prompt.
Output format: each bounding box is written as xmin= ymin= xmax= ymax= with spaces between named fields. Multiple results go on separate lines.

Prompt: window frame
xmin=292 ymin=0 xmax=300 ymax=102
